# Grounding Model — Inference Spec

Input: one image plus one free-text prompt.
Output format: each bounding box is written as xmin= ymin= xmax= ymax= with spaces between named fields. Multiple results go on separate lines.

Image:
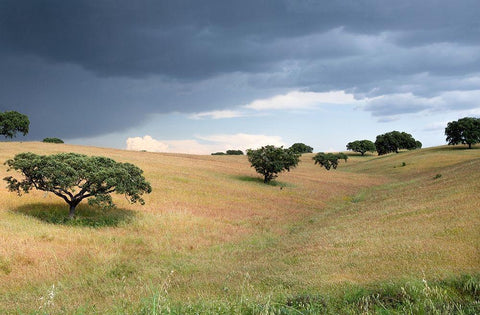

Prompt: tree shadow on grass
xmin=12 ymin=203 xmax=136 ymax=228
xmin=232 ymin=175 xmax=296 ymax=188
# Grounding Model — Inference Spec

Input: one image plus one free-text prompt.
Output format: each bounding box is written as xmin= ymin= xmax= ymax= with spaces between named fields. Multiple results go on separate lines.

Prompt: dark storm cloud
xmin=2 ymin=0 xmax=479 ymax=79
xmin=0 ymin=0 xmax=479 ymax=138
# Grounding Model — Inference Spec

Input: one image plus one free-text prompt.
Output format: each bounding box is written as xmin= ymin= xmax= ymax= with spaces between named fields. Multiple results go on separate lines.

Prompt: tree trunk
xmin=68 ymin=199 xmax=81 ymax=219
xmin=69 ymin=204 xmax=76 ymax=219
xmin=469 ymin=143 xmax=472 ymax=149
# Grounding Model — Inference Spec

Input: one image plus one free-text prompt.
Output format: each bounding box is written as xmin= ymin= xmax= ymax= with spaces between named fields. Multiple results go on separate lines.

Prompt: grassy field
xmin=0 ymin=142 xmax=479 ymax=313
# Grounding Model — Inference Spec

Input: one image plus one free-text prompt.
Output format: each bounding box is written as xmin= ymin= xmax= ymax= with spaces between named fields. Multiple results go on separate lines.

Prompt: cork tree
xmin=445 ymin=117 xmax=480 ymax=149
xmin=0 ymin=110 xmax=30 ymax=139
xmin=247 ymin=145 xmax=300 ymax=183
xmin=4 ymin=152 xmax=152 ymax=218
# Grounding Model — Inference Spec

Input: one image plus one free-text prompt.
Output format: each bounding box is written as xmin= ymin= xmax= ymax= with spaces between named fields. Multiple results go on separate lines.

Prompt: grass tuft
xmin=0 ymin=256 xmax=12 ymax=275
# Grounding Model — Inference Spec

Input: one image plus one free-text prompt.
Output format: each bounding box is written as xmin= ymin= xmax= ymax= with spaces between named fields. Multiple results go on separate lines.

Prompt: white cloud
xmin=188 ymin=90 xmax=360 ymax=121
xmin=126 ymin=133 xmax=286 ymax=154
xmin=197 ymin=133 xmax=286 ymax=151
xmin=126 ymin=135 xmax=169 ymax=152
xmin=189 ymin=110 xmax=245 ymax=120
xmin=244 ymin=90 xmax=358 ymax=111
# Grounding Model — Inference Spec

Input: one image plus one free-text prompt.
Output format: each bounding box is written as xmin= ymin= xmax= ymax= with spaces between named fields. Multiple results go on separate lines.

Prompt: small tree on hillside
xmin=4 ymin=152 xmax=152 ymax=218
xmin=289 ymin=143 xmax=314 ymax=154
xmin=247 ymin=145 xmax=300 ymax=183
xmin=43 ymin=137 xmax=64 ymax=143
xmin=226 ymin=150 xmax=244 ymax=155
xmin=375 ymin=131 xmax=419 ymax=155
xmin=445 ymin=117 xmax=480 ymax=149
xmin=313 ymin=152 xmax=348 ymax=170
xmin=0 ymin=111 xmax=30 ymax=138
xmin=346 ymin=140 xmax=376 ymax=156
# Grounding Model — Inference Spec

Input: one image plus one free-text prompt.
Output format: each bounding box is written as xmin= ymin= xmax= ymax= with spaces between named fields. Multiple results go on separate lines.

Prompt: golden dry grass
xmin=0 ymin=142 xmax=478 ymax=313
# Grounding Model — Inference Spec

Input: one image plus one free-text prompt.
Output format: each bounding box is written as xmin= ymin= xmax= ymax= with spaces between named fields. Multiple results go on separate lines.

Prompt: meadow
xmin=0 ymin=142 xmax=479 ymax=314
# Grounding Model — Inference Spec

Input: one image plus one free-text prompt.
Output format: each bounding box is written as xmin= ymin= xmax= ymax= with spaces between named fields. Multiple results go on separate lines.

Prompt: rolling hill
xmin=0 ymin=142 xmax=478 ymax=313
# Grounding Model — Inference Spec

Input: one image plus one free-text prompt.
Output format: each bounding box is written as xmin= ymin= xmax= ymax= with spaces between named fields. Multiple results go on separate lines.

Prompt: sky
xmin=1 ymin=0 xmax=479 ymax=154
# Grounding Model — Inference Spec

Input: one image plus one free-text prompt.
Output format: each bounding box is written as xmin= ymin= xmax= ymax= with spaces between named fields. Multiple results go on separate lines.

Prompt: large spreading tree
xmin=445 ymin=117 xmax=480 ymax=149
xmin=247 ymin=145 xmax=300 ymax=183
xmin=346 ymin=140 xmax=376 ymax=156
xmin=0 ymin=110 xmax=30 ymax=139
xmin=4 ymin=152 xmax=152 ymax=218
xmin=375 ymin=131 xmax=419 ymax=155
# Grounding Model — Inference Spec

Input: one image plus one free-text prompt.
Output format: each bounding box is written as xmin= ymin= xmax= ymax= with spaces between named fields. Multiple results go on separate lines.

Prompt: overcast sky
xmin=1 ymin=0 xmax=479 ymax=154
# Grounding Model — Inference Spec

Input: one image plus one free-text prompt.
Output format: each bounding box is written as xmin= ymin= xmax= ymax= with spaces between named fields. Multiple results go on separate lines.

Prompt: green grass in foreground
xmin=43 ymin=273 xmax=477 ymax=314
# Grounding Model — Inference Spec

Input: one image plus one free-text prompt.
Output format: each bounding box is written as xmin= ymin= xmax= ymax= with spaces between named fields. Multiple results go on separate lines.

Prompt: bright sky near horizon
xmin=1 ymin=1 xmax=479 ymax=153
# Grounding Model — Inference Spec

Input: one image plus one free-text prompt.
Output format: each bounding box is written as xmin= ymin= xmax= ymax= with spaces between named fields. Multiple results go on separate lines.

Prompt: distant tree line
xmin=211 ymin=150 xmax=244 ymax=155
xmin=3 ymin=109 xmax=480 ymax=195
xmin=346 ymin=131 xmax=421 ymax=156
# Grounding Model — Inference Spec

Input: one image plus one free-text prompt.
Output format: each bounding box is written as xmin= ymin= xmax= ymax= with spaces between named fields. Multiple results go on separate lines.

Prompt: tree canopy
xmin=375 ymin=131 xmax=419 ymax=155
xmin=247 ymin=145 xmax=300 ymax=183
xmin=346 ymin=140 xmax=376 ymax=156
xmin=289 ymin=143 xmax=314 ymax=154
xmin=4 ymin=152 xmax=152 ymax=218
xmin=445 ymin=117 xmax=480 ymax=149
xmin=313 ymin=152 xmax=348 ymax=170
xmin=0 ymin=111 xmax=30 ymax=138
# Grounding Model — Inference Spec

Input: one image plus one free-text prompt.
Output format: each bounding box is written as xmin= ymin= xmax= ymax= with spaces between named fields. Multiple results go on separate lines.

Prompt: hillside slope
xmin=0 ymin=142 xmax=478 ymax=313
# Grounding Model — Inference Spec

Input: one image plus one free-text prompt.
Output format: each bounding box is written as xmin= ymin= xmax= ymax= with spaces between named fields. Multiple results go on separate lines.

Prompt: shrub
xmin=42 ymin=137 xmax=64 ymax=143
xmin=226 ymin=150 xmax=244 ymax=155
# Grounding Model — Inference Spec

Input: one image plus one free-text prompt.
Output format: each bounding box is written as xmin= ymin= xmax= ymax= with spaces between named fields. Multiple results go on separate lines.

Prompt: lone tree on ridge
xmin=346 ymin=140 xmax=376 ymax=156
xmin=247 ymin=145 xmax=300 ymax=183
xmin=445 ymin=117 xmax=480 ymax=149
xmin=289 ymin=143 xmax=314 ymax=154
xmin=43 ymin=137 xmax=64 ymax=143
xmin=0 ymin=111 xmax=30 ymax=139
xmin=4 ymin=152 xmax=152 ymax=218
